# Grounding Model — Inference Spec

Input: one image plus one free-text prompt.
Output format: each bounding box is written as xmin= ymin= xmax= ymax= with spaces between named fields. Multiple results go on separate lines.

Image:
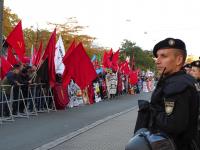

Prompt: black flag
xmin=35 ymin=58 xmax=49 ymax=84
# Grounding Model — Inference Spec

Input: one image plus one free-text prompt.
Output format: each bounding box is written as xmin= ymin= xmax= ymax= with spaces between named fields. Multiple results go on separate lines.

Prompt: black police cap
xmin=191 ymin=60 xmax=200 ymax=68
xmin=153 ymin=38 xmax=187 ymax=57
xmin=183 ymin=63 xmax=192 ymax=69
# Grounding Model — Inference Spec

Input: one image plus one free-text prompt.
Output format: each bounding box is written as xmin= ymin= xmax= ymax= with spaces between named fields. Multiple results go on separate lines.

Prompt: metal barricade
xmin=26 ymin=83 xmax=38 ymax=116
xmin=0 ymin=83 xmax=57 ymax=124
xmin=33 ymin=83 xmax=56 ymax=113
xmin=11 ymin=84 xmax=29 ymax=118
xmin=0 ymin=85 xmax=14 ymax=123
xmin=45 ymin=84 xmax=56 ymax=112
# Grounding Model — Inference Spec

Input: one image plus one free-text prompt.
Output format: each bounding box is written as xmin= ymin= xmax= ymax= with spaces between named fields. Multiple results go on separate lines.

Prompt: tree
xmin=120 ymin=39 xmax=155 ymax=71
xmin=3 ymin=7 xmax=112 ymax=59
xmin=3 ymin=7 xmax=20 ymax=37
xmin=48 ymin=17 xmax=95 ymax=50
xmin=23 ymin=28 xmax=51 ymax=56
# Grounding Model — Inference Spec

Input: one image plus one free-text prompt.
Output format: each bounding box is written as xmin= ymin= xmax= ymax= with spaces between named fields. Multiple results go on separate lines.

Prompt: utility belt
xmin=136 ymin=128 xmax=176 ymax=150
xmin=136 ymin=128 xmax=200 ymax=150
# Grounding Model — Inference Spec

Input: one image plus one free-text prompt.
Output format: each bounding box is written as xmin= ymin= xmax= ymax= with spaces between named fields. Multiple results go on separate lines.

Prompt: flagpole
xmin=30 ymin=51 xmax=46 ymax=82
xmin=0 ymin=0 xmax=4 ymax=80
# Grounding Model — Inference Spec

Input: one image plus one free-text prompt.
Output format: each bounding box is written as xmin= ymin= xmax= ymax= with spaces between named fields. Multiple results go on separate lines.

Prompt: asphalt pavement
xmin=50 ymin=107 xmax=138 ymax=150
xmin=1 ymin=92 xmax=151 ymax=150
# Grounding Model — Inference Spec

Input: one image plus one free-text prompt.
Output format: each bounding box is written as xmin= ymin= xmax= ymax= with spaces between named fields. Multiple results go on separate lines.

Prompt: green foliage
xmin=3 ymin=9 xmax=104 ymax=57
xmin=119 ymin=53 xmax=126 ymax=62
xmin=49 ymin=17 xmax=95 ymax=50
xmin=3 ymin=7 xmax=20 ymax=36
xmin=3 ymin=6 xmax=156 ymax=71
xmin=120 ymin=39 xmax=155 ymax=71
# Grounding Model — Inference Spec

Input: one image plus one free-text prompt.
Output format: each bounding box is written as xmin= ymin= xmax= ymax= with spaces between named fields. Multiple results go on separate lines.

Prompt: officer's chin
xmin=157 ymin=68 xmax=165 ymax=75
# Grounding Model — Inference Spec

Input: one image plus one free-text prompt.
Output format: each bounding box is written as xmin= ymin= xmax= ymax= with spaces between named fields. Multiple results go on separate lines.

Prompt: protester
xmin=2 ymin=64 xmax=21 ymax=115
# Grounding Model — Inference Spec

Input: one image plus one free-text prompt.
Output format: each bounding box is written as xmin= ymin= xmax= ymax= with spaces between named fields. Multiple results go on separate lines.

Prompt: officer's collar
xmin=197 ymin=79 xmax=200 ymax=82
xmin=163 ymin=70 xmax=185 ymax=80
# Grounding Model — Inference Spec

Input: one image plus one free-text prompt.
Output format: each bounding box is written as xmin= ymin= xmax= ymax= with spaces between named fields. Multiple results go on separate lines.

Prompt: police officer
xmin=191 ymin=60 xmax=200 ymax=81
xmin=133 ymin=38 xmax=199 ymax=150
xmin=190 ymin=60 xmax=200 ymax=144
xmin=183 ymin=63 xmax=192 ymax=75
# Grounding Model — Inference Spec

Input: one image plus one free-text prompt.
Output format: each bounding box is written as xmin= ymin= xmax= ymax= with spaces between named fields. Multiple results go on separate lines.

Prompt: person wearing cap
xmin=183 ymin=63 xmax=192 ymax=75
xmin=134 ymin=38 xmax=200 ymax=149
xmin=190 ymin=60 xmax=200 ymax=143
xmin=191 ymin=60 xmax=200 ymax=80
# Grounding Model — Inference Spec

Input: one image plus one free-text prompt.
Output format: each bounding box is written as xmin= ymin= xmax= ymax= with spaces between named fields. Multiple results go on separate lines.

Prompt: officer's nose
xmin=155 ymin=57 xmax=160 ymax=64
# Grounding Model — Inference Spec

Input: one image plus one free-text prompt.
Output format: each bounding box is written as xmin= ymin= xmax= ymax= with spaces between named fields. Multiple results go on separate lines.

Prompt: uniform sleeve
xmin=6 ymin=73 xmax=16 ymax=85
xmin=152 ymin=88 xmax=191 ymax=134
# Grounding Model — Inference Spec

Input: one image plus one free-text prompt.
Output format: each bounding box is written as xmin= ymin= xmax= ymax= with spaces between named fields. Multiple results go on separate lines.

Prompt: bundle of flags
xmin=1 ymin=20 xmax=137 ymax=89
xmin=1 ymin=20 xmax=98 ymax=92
xmin=102 ymin=49 xmax=119 ymax=72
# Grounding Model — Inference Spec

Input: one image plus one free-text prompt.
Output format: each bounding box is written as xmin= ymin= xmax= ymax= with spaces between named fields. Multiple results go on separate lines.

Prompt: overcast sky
xmin=4 ymin=0 xmax=200 ymax=56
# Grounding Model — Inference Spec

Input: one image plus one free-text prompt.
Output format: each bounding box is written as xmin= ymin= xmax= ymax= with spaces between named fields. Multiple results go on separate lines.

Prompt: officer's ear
xmin=174 ymin=50 xmax=184 ymax=66
xmin=175 ymin=55 xmax=184 ymax=66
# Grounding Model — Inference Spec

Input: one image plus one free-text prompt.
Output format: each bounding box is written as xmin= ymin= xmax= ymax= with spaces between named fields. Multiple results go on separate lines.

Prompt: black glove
xmin=134 ymin=100 xmax=150 ymax=134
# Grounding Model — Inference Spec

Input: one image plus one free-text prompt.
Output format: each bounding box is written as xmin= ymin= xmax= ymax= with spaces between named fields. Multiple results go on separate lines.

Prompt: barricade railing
xmin=11 ymin=84 xmax=29 ymax=118
xmin=45 ymin=84 xmax=56 ymax=112
xmin=0 ymin=85 xmax=14 ymax=123
xmin=33 ymin=83 xmax=56 ymax=113
xmin=0 ymin=83 xmax=57 ymax=124
xmin=27 ymin=83 xmax=38 ymax=116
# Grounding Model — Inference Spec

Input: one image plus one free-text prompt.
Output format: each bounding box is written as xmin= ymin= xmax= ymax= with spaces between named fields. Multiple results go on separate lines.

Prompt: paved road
xmin=51 ymin=108 xmax=138 ymax=150
xmin=1 ymin=92 xmax=151 ymax=150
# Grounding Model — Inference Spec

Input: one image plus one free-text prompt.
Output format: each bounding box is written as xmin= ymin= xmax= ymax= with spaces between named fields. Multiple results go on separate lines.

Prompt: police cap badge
xmin=153 ymin=38 xmax=187 ymax=58
xmin=191 ymin=60 xmax=200 ymax=68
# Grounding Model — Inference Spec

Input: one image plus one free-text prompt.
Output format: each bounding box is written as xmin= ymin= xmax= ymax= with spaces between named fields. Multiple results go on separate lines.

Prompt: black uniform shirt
xmin=150 ymin=71 xmax=199 ymax=150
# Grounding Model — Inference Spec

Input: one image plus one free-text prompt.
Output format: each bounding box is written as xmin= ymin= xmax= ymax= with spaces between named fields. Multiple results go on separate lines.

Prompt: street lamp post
xmin=0 ymin=0 xmax=4 ymax=52
xmin=0 ymin=0 xmax=4 ymax=80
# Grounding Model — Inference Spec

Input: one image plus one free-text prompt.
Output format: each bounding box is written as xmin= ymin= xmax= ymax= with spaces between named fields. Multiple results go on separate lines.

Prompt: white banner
xmin=54 ymin=35 xmax=65 ymax=74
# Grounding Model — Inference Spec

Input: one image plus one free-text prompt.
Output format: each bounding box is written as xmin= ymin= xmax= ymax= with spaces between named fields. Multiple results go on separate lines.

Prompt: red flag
xmin=53 ymin=83 xmax=69 ymax=109
xmin=33 ymin=41 xmax=43 ymax=66
xmin=88 ymin=83 xmax=95 ymax=104
xmin=1 ymin=57 xmax=12 ymax=79
xmin=6 ymin=21 xmax=25 ymax=60
xmin=102 ymin=49 xmax=113 ymax=68
xmin=129 ymin=71 xmax=138 ymax=85
xmin=43 ymin=29 xmax=56 ymax=87
xmin=7 ymin=46 xmax=19 ymax=65
xmin=62 ymin=40 xmax=76 ymax=62
xmin=31 ymin=47 xmax=37 ymax=65
xmin=62 ymin=43 xmax=97 ymax=89
xmin=61 ymin=40 xmax=76 ymax=87
xmin=112 ymin=50 xmax=119 ymax=71
xmin=112 ymin=50 xmax=119 ymax=64
xmin=102 ymin=51 xmax=108 ymax=68
xmin=120 ymin=61 xmax=130 ymax=75
xmin=108 ymin=48 xmax=113 ymax=58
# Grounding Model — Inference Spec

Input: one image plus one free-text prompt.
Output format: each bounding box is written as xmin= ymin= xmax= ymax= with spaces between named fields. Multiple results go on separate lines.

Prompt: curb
xmin=33 ymin=106 xmax=138 ymax=150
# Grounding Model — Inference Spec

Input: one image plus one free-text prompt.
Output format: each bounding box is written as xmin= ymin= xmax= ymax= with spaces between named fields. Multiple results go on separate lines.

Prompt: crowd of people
xmin=65 ymin=70 xmax=156 ymax=108
xmin=0 ymin=60 xmax=157 ymax=121
xmin=0 ymin=63 xmax=55 ymax=119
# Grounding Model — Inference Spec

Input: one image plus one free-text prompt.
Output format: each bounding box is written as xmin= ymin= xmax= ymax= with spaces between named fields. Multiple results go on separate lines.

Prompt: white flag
xmin=54 ymin=35 xmax=65 ymax=74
